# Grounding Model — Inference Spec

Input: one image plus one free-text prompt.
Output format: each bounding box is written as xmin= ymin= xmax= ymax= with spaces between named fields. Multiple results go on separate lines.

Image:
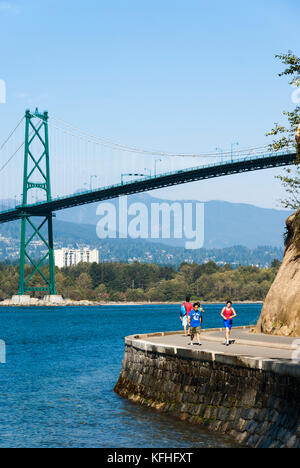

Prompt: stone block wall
xmin=114 ymin=335 xmax=300 ymax=448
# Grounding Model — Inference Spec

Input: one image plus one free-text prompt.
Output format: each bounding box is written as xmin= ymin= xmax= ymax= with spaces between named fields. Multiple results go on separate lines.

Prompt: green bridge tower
xmin=18 ymin=109 xmax=56 ymax=297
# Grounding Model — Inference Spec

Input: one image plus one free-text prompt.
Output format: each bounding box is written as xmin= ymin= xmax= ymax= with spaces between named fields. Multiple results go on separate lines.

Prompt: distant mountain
xmin=0 ymin=218 xmax=283 ymax=268
xmin=1 ymin=195 xmax=290 ymax=249
xmin=51 ymin=222 xmax=285 ymax=267
xmin=55 ymin=193 xmax=291 ymax=249
xmin=0 ymin=195 xmax=289 ymax=266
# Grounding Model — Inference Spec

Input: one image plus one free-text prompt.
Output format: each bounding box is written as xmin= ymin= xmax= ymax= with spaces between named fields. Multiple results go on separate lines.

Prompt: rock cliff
xmin=256 ymin=125 xmax=300 ymax=336
xmin=256 ymin=210 xmax=300 ymax=336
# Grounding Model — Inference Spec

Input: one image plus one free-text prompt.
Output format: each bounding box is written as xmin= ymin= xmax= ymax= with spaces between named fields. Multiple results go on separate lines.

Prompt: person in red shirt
xmin=180 ymin=296 xmax=193 ymax=336
xmin=221 ymin=300 xmax=237 ymax=346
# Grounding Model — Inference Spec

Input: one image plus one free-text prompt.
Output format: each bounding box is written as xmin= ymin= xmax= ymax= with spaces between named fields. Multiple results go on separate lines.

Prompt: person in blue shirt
xmin=188 ymin=302 xmax=204 ymax=346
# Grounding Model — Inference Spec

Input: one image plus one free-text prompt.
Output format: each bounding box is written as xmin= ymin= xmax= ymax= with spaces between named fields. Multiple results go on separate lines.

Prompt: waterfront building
xmin=54 ymin=248 xmax=99 ymax=268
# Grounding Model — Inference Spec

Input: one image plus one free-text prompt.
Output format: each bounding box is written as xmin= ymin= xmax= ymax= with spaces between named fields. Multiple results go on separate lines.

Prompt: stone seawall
xmin=114 ymin=333 xmax=300 ymax=448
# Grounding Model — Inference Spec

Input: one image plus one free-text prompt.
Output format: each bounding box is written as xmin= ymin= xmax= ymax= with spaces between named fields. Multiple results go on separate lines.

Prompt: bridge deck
xmin=0 ymin=151 xmax=297 ymax=224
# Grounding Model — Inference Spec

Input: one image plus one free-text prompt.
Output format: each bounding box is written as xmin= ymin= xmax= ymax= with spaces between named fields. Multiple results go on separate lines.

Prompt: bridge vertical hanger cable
xmin=49 ymin=114 xmax=293 ymax=159
xmin=0 ymin=117 xmax=24 ymax=152
xmin=0 ymin=119 xmax=39 ymax=209
xmin=30 ymin=112 xmax=297 ymax=203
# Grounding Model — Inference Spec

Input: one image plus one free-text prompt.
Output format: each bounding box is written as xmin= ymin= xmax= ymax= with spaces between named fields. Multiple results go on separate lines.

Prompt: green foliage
xmin=95 ymin=284 xmax=107 ymax=301
xmin=271 ymin=258 xmax=282 ymax=269
xmin=267 ymin=52 xmax=300 ymax=209
xmin=125 ymin=288 xmax=147 ymax=302
xmin=0 ymin=260 xmax=281 ymax=303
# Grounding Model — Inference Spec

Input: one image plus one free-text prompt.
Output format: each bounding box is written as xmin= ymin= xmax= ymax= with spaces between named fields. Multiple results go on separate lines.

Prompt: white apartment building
xmin=54 ymin=248 xmax=99 ymax=268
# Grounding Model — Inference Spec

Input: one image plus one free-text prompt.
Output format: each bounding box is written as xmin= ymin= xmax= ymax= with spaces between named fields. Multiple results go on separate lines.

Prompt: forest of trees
xmin=0 ymin=259 xmax=281 ymax=303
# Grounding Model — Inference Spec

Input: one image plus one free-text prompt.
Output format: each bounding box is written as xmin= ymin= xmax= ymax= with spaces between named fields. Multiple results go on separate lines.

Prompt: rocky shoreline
xmin=0 ymin=298 xmax=263 ymax=307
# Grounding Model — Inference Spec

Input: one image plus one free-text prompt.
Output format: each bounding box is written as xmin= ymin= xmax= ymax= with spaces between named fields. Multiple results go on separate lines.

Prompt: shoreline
xmin=0 ymin=299 xmax=263 ymax=307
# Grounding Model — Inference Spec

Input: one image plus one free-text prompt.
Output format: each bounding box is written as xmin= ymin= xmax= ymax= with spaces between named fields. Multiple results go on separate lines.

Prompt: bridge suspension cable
xmin=0 ymin=140 xmax=25 ymax=173
xmin=0 ymin=116 xmax=42 ymax=208
xmin=0 ymin=111 xmax=297 ymax=212
xmin=0 ymin=122 xmax=38 ymax=174
xmin=39 ymin=114 xmax=284 ymax=159
xmin=0 ymin=117 xmax=24 ymax=152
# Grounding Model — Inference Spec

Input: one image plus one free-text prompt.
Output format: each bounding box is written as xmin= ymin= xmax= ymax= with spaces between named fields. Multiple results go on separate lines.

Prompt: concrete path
xmin=142 ymin=327 xmax=300 ymax=363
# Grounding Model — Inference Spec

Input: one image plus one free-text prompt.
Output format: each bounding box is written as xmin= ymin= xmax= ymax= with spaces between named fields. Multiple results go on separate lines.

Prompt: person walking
xmin=221 ymin=300 xmax=237 ymax=346
xmin=188 ymin=303 xmax=204 ymax=346
xmin=180 ymin=296 xmax=193 ymax=336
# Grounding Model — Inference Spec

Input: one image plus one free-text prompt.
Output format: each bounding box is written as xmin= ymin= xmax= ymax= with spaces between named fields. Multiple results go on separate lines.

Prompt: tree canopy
xmin=267 ymin=52 xmax=300 ymax=209
xmin=0 ymin=260 xmax=281 ymax=303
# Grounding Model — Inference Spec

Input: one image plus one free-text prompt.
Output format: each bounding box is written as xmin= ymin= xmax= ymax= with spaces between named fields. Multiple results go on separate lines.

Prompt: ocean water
xmin=0 ymin=303 xmax=261 ymax=448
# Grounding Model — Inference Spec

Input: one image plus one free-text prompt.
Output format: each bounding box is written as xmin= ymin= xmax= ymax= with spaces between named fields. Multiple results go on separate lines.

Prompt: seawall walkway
xmin=142 ymin=327 xmax=299 ymax=364
xmin=115 ymin=327 xmax=300 ymax=448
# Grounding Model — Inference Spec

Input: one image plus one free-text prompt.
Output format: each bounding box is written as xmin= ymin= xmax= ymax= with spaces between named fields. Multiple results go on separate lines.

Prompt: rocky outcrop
xmin=256 ymin=125 xmax=300 ymax=336
xmin=256 ymin=211 xmax=300 ymax=336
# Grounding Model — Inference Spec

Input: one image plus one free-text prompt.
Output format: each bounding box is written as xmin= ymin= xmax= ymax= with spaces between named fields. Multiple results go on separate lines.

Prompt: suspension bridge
xmin=0 ymin=109 xmax=297 ymax=299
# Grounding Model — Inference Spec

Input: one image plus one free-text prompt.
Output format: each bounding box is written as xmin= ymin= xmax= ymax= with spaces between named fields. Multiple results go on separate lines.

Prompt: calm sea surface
xmin=0 ymin=303 xmax=261 ymax=448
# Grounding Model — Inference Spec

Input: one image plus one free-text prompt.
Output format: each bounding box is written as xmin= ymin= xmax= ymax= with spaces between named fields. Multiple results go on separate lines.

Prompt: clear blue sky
xmin=0 ymin=0 xmax=299 ymax=208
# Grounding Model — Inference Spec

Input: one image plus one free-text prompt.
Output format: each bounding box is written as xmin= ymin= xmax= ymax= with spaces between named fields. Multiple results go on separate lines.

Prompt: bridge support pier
xmin=11 ymin=295 xmax=64 ymax=305
xmin=43 ymin=295 xmax=64 ymax=304
xmin=11 ymin=295 xmax=32 ymax=305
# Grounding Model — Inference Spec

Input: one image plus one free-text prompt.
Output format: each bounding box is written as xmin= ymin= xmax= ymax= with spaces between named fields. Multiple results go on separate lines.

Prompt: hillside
xmin=0 ymin=197 xmax=287 ymax=267
xmin=55 ymin=194 xmax=291 ymax=249
xmin=0 ymin=218 xmax=283 ymax=267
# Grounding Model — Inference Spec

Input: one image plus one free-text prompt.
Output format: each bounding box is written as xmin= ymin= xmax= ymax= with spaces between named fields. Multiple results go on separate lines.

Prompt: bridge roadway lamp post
xmin=144 ymin=168 xmax=152 ymax=178
xmin=90 ymin=174 xmax=97 ymax=190
xmin=154 ymin=159 xmax=162 ymax=177
xmin=216 ymin=147 xmax=223 ymax=162
xmin=18 ymin=109 xmax=57 ymax=298
xmin=231 ymin=142 xmax=239 ymax=162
